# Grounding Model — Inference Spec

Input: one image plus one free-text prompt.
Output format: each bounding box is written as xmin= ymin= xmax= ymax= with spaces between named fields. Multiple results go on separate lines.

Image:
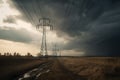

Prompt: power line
xmin=17 ymin=0 xmax=35 ymax=25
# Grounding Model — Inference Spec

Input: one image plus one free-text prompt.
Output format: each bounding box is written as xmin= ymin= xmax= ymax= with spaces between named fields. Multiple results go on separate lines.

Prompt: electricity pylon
xmin=52 ymin=43 xmax=62 ymax=56
xmin=36 ymin=18 xmax=53 ymax=56
xmin=52 ymin=44 xmax=57 ymax=56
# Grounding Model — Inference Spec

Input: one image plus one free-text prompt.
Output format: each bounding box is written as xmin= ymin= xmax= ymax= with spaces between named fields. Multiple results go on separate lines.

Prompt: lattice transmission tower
xmin=52 ymin=44 xmax=57 ymax=56
xmin=36 ymin=18 xmax=53 ymax=56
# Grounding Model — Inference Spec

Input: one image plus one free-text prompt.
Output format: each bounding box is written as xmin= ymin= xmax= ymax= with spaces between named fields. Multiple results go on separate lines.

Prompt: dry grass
xmin=0 ymin=56 xmax=45 ymax=80
xmin=59 ymin=57 xmax=120 ymax=80
xmin=36 ymin=59 xmax=86 ymax=80
xmin=1 ymin=56 xmax=120 ymax=80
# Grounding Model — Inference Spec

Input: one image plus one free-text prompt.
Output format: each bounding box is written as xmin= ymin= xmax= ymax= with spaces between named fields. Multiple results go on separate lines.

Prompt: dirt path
xmin=36 ymin=59 xmax=86 ymax=80
xmin=16 ymin=58 xmax=86 ymax=80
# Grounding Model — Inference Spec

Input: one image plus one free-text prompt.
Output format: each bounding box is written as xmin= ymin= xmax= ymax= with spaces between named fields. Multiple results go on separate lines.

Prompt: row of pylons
xmin=36 ymin=18 xmax=61 ymax=57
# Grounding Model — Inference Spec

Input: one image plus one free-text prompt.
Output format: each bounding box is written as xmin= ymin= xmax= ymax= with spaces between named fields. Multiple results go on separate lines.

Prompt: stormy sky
xmin=0 ymin=0 xmax=120 ymax=56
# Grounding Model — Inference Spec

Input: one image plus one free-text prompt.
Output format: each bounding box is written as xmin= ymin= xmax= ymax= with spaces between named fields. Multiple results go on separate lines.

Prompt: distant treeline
xmin=0 ymin=52 xmax=33 ymax=57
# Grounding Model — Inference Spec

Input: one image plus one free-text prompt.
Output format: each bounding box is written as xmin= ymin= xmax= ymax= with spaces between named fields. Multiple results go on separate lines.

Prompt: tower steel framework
xmin=36 ymin=18 xmax=53 ymax=56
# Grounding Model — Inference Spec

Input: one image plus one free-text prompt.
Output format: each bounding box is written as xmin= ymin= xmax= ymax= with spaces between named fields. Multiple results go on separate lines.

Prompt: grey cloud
xmin=0 ymin=28 xmax=33 ymax=43
xmin=3 ymin=16 xmax=16 ymax=23
xmin=64 ymin=7 xmax=120 ymax=56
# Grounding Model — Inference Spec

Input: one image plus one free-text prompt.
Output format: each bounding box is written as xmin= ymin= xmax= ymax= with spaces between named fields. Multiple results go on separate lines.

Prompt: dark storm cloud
xmin=64 ymin=7 xmax=120 ymax=56
xmin=84 ymin=9 xmax=120 ymax=56
xmin=12 ymin=0 xmax=120 ymax=56
xmin=0 ymin=28 xmax=33 ymax=43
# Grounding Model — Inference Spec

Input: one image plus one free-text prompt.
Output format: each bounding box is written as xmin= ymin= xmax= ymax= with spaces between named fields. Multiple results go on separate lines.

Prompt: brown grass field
xmin=59 ymin=57 xmax=120 ymax=80
xmin=0 ymin=56 xmax=46 ymax=80
xmin=0 ymin=56 xmax=120 ymax=80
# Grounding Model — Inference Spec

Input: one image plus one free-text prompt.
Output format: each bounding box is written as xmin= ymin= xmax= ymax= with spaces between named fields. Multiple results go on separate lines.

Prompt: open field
xmin=59 ymin=57 xmax=120 ymax=80
xmin=0 ymin=56 xmax=120 ymax=80
xmin=0 ymin=56 xmax=46 ymax=80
